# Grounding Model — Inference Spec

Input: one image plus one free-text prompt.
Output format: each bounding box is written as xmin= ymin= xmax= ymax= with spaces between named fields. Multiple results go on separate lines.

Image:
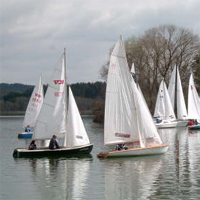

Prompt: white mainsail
xmin=176 ymin=68 xmax=188 ymax=119
xmin=23 ymin=75 xmax=44 ymax=128
xmin=104 ymin=37 xmax=162 ymax=147
xmin=33 ymin=54 xmax=66 ymax=140
xmin=154 ymin=80 xmax=176 ymax=121
xmin=168 ymin=66 xmax=176 ymax=109
xmin=168 ymin=65 xmax=187 ymax=119
xmin=65 ymin=87 xmax=90 ymax=147
xmin=188 ymin=73 xmax=200 ymax=120
xmin=33 ymin=51 xmax=90 ymax=148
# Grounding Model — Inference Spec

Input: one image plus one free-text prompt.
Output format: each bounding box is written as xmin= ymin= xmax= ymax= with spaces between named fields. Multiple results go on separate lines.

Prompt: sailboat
xmin=97 ymin=37 xmax=169 ymax=158
xmin=187 ymin=73 xmax=200 ymax=130
xmin=168 ymin=65 xmax=188 ymax=127
xmin=18 ymin=75 xmax=44 ymax=139
xmin=153 ymin=80 xmax=177 ymax=128
xmin=13 ymin=49 xmax=93 ymax=157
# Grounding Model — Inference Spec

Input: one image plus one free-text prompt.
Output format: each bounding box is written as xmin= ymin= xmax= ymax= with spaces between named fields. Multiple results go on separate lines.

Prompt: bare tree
xmin=101 ymin=24 xmax=200 ymax=113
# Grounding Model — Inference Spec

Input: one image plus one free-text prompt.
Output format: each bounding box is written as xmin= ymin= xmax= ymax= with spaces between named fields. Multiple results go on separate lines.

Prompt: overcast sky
xmin=0 ymin=0 xmax=200 ymax=85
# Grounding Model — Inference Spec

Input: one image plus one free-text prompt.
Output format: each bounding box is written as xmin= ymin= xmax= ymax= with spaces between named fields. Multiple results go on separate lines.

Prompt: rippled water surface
xmin=0 ymin=116 xmax=200 ymax=200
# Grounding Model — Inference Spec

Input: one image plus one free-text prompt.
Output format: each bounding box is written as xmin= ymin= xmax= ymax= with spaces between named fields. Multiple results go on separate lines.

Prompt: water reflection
xmin=14 ymin=156 xmax=92 ymax=200
xmin=101 ymin=128 xmax=200 ymax=200
xmin=103 ymin=156 xmax=163 ymax=200
xmin=150 ymin=127 xmax=200 ymax=199
xmin=1 ymin=116 xmax=200 ymax=200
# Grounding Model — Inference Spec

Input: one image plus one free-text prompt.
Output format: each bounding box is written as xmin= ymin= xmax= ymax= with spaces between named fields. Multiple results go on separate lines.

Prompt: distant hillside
xmin=0 ymin=83 xmax=33 ymax=97
xmin=0 ymin=82 xmax=105 ymax=119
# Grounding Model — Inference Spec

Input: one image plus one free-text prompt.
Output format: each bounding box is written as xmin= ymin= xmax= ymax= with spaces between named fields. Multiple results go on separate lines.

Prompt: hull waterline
xmin=176 ymin=120 xmax=188 ymax=127
xmin=13 ymin=144 xmax=93 ymax=158
xmin=188 ymin=125 xmax=200 ymax=130
xmin=155 ymin=122 xmax=177 ymax=129
xmin=97 ymin=144 xmax=169 ymax=158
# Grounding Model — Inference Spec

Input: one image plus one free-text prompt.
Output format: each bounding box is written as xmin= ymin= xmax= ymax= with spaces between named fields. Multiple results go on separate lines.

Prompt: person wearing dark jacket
xmin=49 ymin=135 xmax=60 ymax=150
xmin=28 ymin=140 xmax=37 ymax=150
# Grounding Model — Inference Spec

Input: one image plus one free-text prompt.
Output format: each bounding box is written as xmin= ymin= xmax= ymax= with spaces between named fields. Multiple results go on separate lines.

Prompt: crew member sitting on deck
xmin=49 ymin=135 xmax=60 ymax=150
xmin=156 ymin=117 xmax=162 ymax=123
xmin=115 ymin=144 xmax=124 ymax=151
xmin=188 ymin=120 xmax=195 ymax=126
xmin=25 ymin=125 xmax=31 ymax=132
xmin=28 ymin=140 xmax=37 ymax=150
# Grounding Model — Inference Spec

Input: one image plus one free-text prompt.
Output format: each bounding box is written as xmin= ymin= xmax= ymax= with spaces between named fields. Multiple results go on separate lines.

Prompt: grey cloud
xmin=0 ymin=0 xmax=199 ymax=85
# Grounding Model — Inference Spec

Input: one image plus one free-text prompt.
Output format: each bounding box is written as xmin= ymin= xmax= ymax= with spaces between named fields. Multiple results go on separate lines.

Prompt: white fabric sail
xmin=23 ymin=75 xmax=44 ymax=128
xmin=131 ymin=62 xmax=135 ymax=74
xmin=176 ymin=68 xmax=187 ymax=119
xmin=168 ymin=66 xmax=176 ymax=109
xmin=65 ymin=87 xmax=90 ymax=147
xmin=33 ymin=55 xmax=66 ymax=140
xmin=104 ymin=37 xmax=162 ymax=147
xmin=168 ymin=66 xmax=187 ymax=119
xmin=188 ymin=73 xmax=200 ymax=120
xmin=154 ymin=80 xmax=176 ymax=121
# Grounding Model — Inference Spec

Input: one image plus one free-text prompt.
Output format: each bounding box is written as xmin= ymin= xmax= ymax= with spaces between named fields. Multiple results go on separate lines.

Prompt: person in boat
xmin=156 ymin=117 xmax=162 ymax=123
xmin=25 ymin=125 xmax=31 ymax=132
xmin=115 ymin=144 xmax=124 ymax=150
xmin=49 ymin=135 xmax=60 ymax=150
xmin=188 ymin=120 xmax=195 ymax=126
xmin=28 ymin=140 xmax=37 ymax=150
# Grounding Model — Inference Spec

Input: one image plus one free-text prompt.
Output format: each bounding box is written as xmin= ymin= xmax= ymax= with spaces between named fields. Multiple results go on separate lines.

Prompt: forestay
xmin=188 ymin=73 xmax=200 ymax=120
xmin=104 ymin=37 xmax=162 ymax=147
xmin=154 ymin=80 xmax=176 ymax=121
xmin=23 ymin=75 xmax=43 ymax=128
xmin=33 ymin=54 xmax=66 ymax=140
xmin=65 ymin=87 xmax=90 ymax=147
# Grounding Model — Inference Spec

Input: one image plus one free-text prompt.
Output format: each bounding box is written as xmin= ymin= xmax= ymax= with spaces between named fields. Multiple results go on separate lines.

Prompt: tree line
xmin=0 ymin=82 xmax=105 ymax=115
xmin=1 ymin=24 xmax=199 ymax=123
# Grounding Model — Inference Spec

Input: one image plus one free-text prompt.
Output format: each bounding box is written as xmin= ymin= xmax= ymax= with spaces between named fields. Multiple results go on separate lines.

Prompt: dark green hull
xmin=13 ymin=144 xmax=93 ymax=158
xmin=188 ymin=125 xmax=200 ymax=130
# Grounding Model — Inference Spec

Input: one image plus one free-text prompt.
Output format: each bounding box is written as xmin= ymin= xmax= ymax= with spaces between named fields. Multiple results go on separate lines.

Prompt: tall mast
xmin=63 ymin=48 xmax=68 ymax=146
xmin=175 ymin=65 xmax=177 ymax=117
xmin=63 ymin=47 xmax=68 ymax=109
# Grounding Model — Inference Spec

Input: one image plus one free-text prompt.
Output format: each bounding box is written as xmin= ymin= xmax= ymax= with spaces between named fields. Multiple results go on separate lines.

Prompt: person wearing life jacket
xmin=25 ymin=125 xmax=31 ymax=132
xmin=188 ymin=120 xmax=195 ymax=126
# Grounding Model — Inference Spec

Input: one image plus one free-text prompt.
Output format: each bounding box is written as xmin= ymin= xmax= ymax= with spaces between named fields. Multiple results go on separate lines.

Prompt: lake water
xmin=0 ymin=116 xmax=200 ymax=200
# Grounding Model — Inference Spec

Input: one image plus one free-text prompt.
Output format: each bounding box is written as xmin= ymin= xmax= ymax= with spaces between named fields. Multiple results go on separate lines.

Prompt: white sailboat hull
xmin=176 ymin=120 xmax=188 ymax=127
xmin=106 ymin=144 xmax=169 ymax=157
xmin=155 ymin=121 xmax=177 ymax=129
